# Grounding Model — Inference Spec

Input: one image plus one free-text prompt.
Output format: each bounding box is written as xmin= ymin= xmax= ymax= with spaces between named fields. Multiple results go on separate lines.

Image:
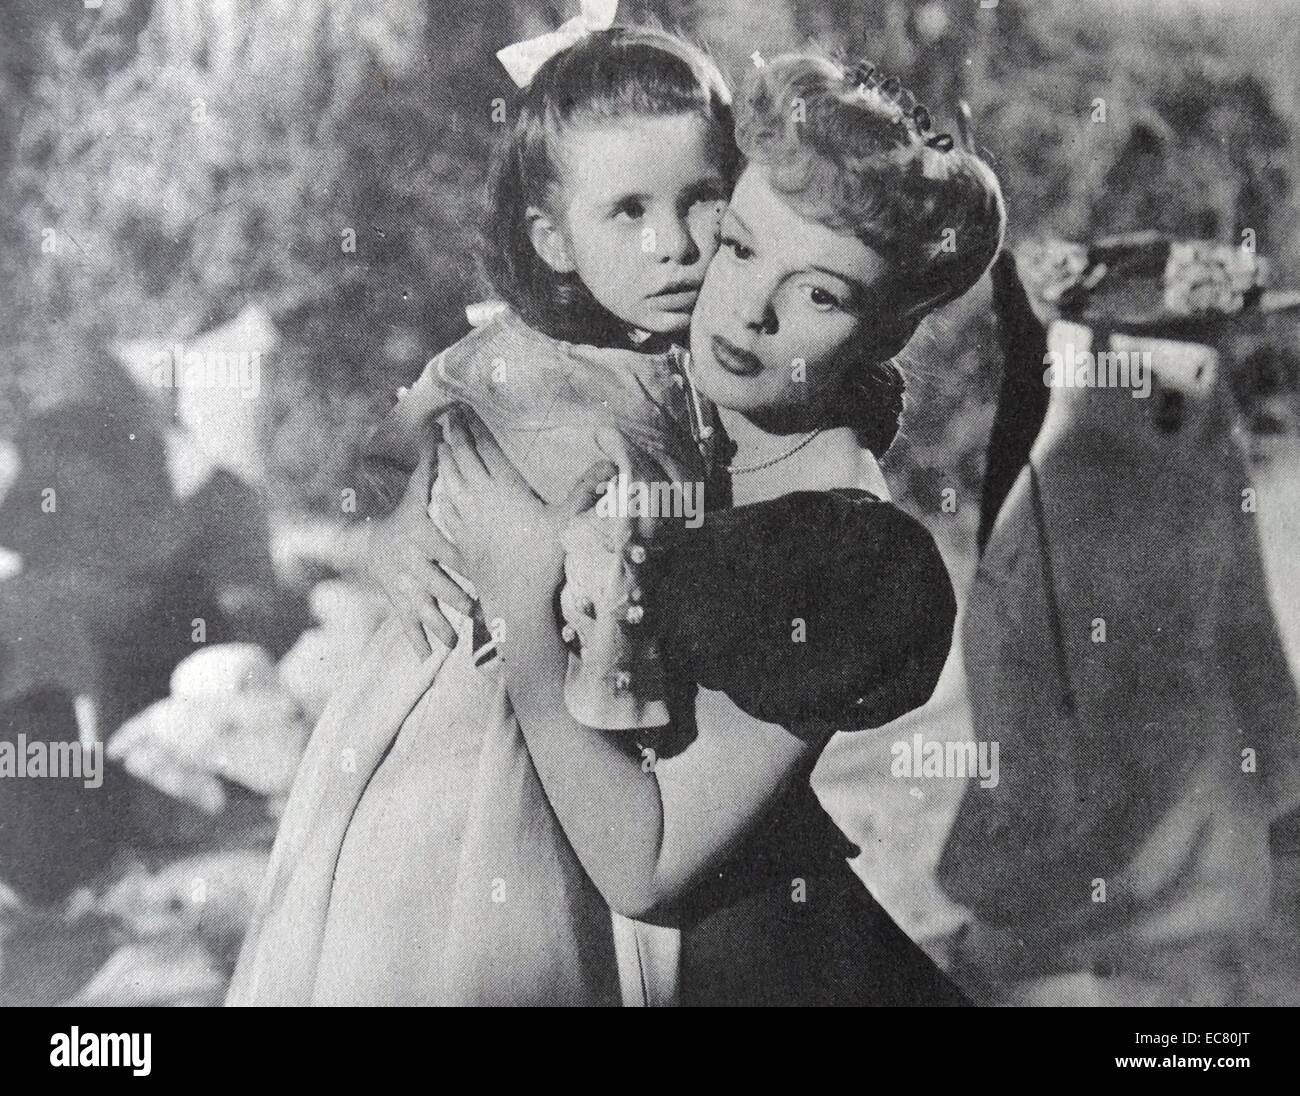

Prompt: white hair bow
xmin=496 ymin=0 xmax=620 ymax=88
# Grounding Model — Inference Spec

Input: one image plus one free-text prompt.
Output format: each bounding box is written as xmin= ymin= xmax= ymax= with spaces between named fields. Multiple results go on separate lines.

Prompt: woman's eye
xmin=804 ymin=285 xmax=841 ymax=310
xmin=721 ymin=235 xmax=753 ymax=261
xmin=612 ymin=199 xmax=645 ymax=221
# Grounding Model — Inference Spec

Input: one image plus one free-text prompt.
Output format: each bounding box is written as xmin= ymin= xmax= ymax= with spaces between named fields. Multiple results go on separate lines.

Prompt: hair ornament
xmin=843 ymin=59 xmax=955 ymax=152
xmin=497 ymin=0 xmax=619 ymax=88
xmin=847 ymin=61 xmax=876 ymax=89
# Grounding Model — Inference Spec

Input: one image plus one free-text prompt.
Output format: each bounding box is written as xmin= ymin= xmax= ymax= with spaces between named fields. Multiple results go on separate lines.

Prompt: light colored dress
xmin=227 ymin=309 xmax=714 ymax=1005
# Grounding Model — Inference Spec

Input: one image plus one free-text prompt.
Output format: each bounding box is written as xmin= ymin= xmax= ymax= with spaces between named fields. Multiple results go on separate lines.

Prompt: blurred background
xmin=1 ymin=0 xmax=1298 ymax=1005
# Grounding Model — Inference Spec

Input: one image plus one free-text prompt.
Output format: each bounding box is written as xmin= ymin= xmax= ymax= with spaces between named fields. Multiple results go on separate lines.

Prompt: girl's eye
xmin=612 ymin=199 xmax=645 ymax=221
xmin=721 ymin=235 xmax=753 ymax=261
xmin=804 ymin=285 xmax=842 ymax=310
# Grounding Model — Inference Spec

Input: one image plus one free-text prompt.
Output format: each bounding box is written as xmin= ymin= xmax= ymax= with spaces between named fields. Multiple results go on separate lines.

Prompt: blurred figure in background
xmin=938 ymin=234 xmax=1300 ymax=1005
xmin=0 ymin=324 xmax=288 ymax=904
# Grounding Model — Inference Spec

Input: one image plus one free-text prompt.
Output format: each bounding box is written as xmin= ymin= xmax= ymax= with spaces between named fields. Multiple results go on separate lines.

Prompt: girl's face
xmin=537 ymin=113 xmax=729 ymax=336
xmin=688 ymin=164 xmax=896 ymax=425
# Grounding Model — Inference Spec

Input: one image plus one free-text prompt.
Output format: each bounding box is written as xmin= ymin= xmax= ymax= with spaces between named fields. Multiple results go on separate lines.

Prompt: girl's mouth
xmin=710 ymin=335 xmax=763 ymax=377
xmin=649 ymin=291 xmax=699 ymax=311
xmin=648 ymin=283 xmax=701 ymax=311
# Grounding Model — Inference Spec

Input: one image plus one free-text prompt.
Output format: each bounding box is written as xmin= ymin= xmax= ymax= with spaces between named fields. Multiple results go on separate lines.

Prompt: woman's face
xmin=688 ymin=164 xmax=896 ymax=425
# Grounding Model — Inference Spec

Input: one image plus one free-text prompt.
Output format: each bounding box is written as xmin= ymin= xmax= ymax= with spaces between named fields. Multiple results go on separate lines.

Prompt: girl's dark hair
xmin=481 ymin=26 xmax=737 ymax=348
xmin=735 ymin=53 xmax=1006 ymax=455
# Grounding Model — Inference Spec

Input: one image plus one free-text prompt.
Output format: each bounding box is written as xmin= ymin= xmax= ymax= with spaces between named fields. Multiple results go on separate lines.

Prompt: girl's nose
xmin=654 ymin=215 xmax=700 ymax=265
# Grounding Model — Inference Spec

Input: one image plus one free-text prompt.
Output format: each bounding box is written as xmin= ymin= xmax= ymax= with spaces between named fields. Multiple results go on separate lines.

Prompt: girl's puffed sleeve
xmin=557 ymin=436 xmax=673 ymax=731
xmin=558 ymin=511 xmax=669 ymax=731
xmin=357 ymin=354 xmax=449 ymax=519
xmin=653 ymin=491 xmax=956 ymax=739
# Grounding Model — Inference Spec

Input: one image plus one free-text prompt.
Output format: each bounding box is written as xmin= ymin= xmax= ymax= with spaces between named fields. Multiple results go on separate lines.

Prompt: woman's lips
xmin=710 ymin=334 xmax=763 ymax=377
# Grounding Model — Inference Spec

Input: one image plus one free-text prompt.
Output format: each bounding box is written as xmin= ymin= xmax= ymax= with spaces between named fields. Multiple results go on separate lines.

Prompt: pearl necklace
xmin=726 ymin=427 xmax=825 ymax=475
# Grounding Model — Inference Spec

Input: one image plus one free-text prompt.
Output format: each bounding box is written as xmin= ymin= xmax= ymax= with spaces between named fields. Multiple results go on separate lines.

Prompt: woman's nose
xmin=730 ymin=284 xmax=778 ymax=334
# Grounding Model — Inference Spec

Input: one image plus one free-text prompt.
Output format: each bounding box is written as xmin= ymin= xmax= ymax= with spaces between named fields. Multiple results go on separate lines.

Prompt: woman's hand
xmin=435 ymin=407 xmax=615 ymax=609
xmin=362 ymin=445 xmax=476 ymax=657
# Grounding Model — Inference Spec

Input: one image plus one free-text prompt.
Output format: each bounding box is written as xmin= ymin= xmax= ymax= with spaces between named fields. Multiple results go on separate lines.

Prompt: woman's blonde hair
xmin=735 ymin=53 xmax=1006 ymax=453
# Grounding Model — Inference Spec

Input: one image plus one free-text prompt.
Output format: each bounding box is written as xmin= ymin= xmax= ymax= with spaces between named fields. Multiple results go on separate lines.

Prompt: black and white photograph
xmin=1 ymin=0 xmax=1298 ymax=1040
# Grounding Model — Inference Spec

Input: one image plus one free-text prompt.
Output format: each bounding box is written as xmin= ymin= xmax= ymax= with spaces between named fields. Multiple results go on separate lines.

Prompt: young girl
xmin=428 ymin=52 xmax=1007 ymax=1004
xmin=229 ymin=22 xmax=737 ymax=1006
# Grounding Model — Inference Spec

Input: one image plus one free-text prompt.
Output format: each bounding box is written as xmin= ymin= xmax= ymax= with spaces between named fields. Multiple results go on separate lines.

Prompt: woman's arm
xmin=436 ymin=411 xmax=817 ymax=920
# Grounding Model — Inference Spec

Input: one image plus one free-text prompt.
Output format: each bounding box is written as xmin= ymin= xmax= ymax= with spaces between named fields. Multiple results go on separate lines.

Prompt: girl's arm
xmin=490 ymin=563 xmax=813 ymax=919
xmin=436 ymin=411 xmax=817 ymax=920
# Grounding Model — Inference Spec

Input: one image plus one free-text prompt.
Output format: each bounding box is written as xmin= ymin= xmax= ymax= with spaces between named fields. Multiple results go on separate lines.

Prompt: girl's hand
xmin=362 ymin=445 xmax=476 ymax=657
xmin=436 ymin=407 xmax=615 ymax=608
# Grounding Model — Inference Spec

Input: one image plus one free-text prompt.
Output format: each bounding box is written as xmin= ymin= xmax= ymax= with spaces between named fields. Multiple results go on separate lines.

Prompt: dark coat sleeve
xmin=655 ymin=491 xmax=956 ymax=737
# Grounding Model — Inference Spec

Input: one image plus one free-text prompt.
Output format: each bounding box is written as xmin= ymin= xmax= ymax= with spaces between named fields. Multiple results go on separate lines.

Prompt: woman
xmin=408 ymin=54 xmax=1006 ymax=1004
